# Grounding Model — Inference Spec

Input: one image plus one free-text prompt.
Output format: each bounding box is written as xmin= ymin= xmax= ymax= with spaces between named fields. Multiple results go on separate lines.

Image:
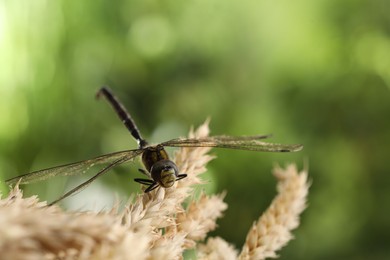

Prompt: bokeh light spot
xmin=128 ymin=15 xmax=175 ymax=58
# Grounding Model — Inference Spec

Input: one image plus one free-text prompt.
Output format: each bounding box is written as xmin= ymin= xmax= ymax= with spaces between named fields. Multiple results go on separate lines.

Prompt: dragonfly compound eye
xmin=150 ymin=160 xmax=179 ymax=188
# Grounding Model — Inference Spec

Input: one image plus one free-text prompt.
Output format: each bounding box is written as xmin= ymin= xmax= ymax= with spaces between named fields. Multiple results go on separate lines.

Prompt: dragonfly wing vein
xmin=161 ymin=137 xmax=303 ymax=152
xmin=47 ymin=155 xmax=131 ymax=206
xmin=6 ymin=149 xmax=143 ymax=185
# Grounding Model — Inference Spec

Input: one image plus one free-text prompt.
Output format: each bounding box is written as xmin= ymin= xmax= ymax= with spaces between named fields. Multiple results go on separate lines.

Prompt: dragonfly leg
xmin=134 ymin=178 xmax=154 ymax=185
xmin=134 ymin=178 xmax=159 ymax=192
xmin=145 ymin=182 xmax=159 ymax=192
xmin=176 ymin=173 xmax=187 ymax=181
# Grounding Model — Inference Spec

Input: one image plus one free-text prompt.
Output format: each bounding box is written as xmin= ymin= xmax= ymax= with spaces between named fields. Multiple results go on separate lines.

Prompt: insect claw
xmin=176 ymin=173 xmax=187 ymax=181
xmin=145 ymin=182 xmax=159 ymax=192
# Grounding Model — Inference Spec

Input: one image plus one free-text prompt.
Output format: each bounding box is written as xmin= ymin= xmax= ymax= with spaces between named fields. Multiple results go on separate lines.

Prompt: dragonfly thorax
xmin=141 ymin=145 xmax=170 ymax=172
xmin=150 ymin=159 xmax=179 ymax=188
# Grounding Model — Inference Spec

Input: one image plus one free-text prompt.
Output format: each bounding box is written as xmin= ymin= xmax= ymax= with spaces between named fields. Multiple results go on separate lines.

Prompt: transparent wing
xmin=6 ymin=149 xmax=144 ymax=185
xmin=47 ymin=155 xmax=132 ymax=206
xmin=161 ymin=135 xmax=303 ymax=152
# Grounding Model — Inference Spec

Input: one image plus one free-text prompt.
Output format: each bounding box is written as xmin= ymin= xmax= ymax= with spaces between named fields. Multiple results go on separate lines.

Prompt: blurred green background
xmin=1 ymin=0 xmax=390 ymax=259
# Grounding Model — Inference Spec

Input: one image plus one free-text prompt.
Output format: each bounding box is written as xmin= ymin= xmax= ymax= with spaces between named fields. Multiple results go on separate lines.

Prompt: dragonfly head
xmin=150 ymin=160 xmax=179 ymax=188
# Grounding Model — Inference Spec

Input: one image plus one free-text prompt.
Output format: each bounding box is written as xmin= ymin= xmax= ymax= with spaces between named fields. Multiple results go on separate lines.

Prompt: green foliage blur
xmin=1 ymin=0 xmax=389 ymax=259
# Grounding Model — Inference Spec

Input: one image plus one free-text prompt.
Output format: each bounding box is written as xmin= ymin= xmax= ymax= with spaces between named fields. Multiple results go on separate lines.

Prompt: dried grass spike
xmin=197 ymin=237 xmax=238 ymax=260
xmin=177 ymin=192 xmax=227 ymax=242
xmin=239 ymin=164 xmax=309 ymax=260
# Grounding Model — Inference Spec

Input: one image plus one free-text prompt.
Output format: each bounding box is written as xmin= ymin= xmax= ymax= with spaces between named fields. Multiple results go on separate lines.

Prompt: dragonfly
xmin=6 ymin=87 xmax=303 ymax=206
